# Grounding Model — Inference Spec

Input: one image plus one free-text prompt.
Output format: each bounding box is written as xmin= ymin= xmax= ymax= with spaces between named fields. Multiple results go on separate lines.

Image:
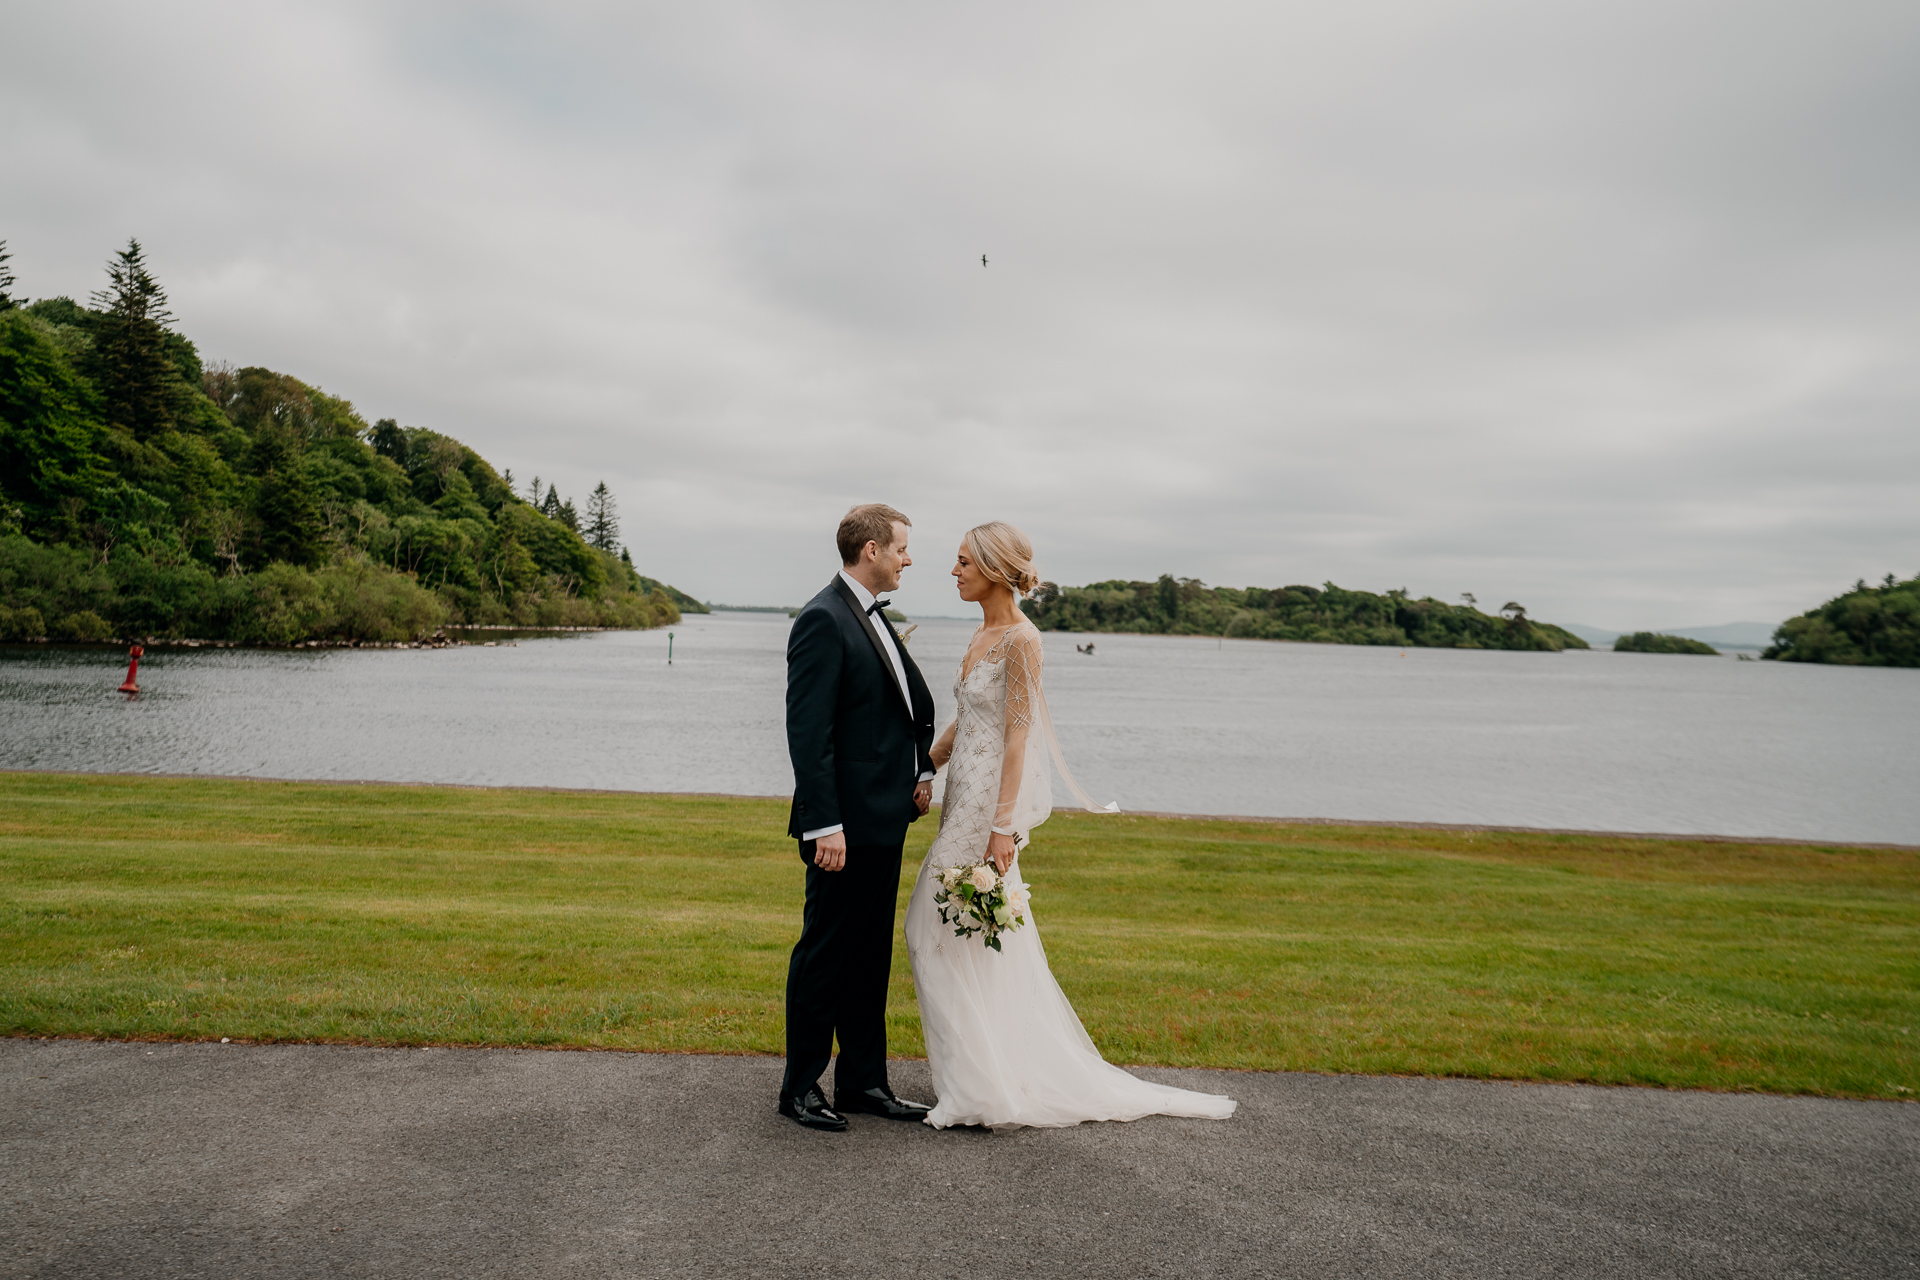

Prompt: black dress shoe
xmin=834 ymin=1085 xmax=932 ymax=1121
xmin=778 ymin=1087 xmax=848 ymax=1132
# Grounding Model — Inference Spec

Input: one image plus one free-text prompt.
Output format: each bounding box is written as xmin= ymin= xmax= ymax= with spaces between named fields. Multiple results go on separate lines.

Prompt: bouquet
xmin=933 ymin=861 xmax=1032 ymax=952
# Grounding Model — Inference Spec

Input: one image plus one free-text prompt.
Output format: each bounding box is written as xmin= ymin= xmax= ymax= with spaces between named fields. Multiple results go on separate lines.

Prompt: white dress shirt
xmin=801 ymin=569 xmax=936 ymax=843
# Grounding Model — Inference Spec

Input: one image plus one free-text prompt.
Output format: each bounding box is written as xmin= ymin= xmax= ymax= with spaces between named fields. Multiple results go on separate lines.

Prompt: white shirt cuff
xmin=801 ymin=824 xmax=843 ymax=842
xmin=918 ymin=771 xmax=935 ymax=782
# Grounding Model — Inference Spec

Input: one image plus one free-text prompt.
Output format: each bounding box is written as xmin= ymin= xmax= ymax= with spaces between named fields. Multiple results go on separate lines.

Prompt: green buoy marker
xmin=667 ymin=632 xmax=674 ymax=664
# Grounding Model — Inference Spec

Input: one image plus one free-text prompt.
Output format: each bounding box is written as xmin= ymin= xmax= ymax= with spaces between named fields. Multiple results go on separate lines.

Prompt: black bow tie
xmin=868 ymin=599 xmax=892 ymax=614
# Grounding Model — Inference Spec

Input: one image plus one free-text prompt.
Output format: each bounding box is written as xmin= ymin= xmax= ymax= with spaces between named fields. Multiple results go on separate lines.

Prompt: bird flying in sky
xmin=981 ymin=254 xmax=988 ymax=267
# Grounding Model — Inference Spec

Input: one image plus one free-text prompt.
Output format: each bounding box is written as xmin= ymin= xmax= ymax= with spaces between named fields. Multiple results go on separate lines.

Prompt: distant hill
xmin=1560 ymin=623 xmax=1624 ymax=647
xmin=1022 ymin=577 xmax=1588 ymax=651
xmin=1660 ymin=622 xmax=1778 ymax=649
xmin=1564 ymin=621 xmax=1778 ymax=651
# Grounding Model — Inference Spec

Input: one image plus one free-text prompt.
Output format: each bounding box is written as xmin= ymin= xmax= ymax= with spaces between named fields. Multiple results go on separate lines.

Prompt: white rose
xmin=969 ymin=865 xmax=997 ymax=893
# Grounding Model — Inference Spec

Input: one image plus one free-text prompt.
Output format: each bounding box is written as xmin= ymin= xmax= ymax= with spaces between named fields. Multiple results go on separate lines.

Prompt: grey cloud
xmin=3 ymin=0 xmax=1915 ymax=625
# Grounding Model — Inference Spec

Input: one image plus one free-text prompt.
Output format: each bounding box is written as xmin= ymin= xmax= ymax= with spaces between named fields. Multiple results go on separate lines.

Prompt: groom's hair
xmin=838 ymin=504 xmax=911 ymax=565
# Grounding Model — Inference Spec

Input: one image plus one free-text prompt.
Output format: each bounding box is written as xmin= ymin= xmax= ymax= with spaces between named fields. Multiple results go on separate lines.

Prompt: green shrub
xmin=212 ymin=562 xmax=329 ymax=645
xmin=0 ymin=604 xmax=47 ymax=640
xmin=0 ymin=534 xmax=115 ymax=622
xmin=314 ymin=559 xmax=446 ymax=641
xmin=109 ymin=554 xmax=220 ymax=639
xmin=51 ymin=610 xmax=114 ymax=641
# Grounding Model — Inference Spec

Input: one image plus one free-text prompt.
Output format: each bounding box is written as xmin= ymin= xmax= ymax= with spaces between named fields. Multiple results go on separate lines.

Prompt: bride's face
xmin=952 ymin=543 xmax=991 ymax=602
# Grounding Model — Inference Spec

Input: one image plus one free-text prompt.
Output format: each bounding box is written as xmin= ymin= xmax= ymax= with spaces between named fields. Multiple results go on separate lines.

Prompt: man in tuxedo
xmin=780 ymin=503 xmax=938 ymax=1131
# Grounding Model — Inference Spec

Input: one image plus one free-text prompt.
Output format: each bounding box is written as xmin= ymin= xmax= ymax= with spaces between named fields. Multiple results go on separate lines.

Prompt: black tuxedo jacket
xmin=786 ymin=576 xmax=937 ymax=848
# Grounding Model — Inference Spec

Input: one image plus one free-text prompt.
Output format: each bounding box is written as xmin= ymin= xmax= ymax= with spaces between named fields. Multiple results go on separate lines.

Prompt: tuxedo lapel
xmin=830 ymin=576 xmax=912 ymax=717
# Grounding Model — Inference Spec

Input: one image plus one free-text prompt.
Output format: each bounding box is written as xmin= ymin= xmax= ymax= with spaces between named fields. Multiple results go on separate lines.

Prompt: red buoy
xmin=118 ymin=644 xmax=143 ymax=695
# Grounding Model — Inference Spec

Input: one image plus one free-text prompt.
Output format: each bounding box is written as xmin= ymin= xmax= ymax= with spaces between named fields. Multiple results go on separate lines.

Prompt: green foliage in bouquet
xmin=934 ymin=861 xmax=1032 ymax=952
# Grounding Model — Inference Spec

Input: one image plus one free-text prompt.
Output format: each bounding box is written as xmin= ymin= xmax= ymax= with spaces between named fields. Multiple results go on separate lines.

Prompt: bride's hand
xmin=986 ymin=831 xmax=1017 ymax=876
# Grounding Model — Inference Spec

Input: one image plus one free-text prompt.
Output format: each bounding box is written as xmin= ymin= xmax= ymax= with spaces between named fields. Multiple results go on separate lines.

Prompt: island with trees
xmin=1614 ymin=632 xmax=1718 ymax=655
xmin=0 ymin=238 xmax=700 ymax=645
xmin=1764 ymin=574 xmax=1919 ymax=667
xmin=1021 ymin=577 xmax=1589 ymax=651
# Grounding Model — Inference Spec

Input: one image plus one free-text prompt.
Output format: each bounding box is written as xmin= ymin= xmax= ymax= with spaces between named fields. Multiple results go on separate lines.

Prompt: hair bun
xmin=964 ymin=521 xmax=1039 ymax=598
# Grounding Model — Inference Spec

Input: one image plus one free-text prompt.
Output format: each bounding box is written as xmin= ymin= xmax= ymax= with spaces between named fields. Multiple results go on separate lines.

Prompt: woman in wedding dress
xmin=905 ymin=522 xmax=1236 ymax=1130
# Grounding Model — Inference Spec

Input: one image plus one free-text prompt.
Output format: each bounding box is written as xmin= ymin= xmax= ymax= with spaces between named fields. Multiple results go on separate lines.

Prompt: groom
xmin=780 ymin=503 xmax=938 ymax=1131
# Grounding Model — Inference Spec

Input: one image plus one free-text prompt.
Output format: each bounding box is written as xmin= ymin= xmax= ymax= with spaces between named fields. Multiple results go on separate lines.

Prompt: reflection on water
xmin=2 ymin=612 xmax=1916 ymax=843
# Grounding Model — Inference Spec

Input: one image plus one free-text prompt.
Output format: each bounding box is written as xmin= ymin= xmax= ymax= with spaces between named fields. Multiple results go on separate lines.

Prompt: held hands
xmin=986 ymin=830 xmax=1017 ymax=876
xmin=812 ymin=830 xmax=847 ymax=872
xmin=914 ymin=780 xmax=933 ymax=816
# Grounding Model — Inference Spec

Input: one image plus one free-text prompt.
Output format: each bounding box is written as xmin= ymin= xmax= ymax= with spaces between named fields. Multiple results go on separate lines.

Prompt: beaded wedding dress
xmin=905 ymin=621 xmax=1237 ymax=1130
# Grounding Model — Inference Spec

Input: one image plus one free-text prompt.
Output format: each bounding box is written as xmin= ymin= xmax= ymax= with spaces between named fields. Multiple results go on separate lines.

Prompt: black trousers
xmin=782 ymin=841 xmax=904 ymax=1098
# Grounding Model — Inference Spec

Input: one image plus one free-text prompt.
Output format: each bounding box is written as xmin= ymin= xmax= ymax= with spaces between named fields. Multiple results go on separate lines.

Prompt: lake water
xmin=2 ymin=611 xmax=1916 ymax=844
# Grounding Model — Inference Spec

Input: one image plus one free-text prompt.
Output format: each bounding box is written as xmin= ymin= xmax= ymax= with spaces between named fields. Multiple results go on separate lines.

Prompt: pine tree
xmin=584 ymin=481 xmax=618 ymax=550
xmin=88 ymin=239 xmax=179 ymax=440
xmin=557 ymin=498 xmax=580 ymax=532
xmin=540 ymin=486 xmax=563 ymax=520
xmin=0 ymin=240 xmax=15 ymax=311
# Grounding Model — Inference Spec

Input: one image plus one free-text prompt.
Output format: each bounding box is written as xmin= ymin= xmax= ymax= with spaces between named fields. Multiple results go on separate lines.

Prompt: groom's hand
xmin=812 ymin=831 xmax=847 ymax=872
xmin=913 ymin=780 xmax=932 ymax=816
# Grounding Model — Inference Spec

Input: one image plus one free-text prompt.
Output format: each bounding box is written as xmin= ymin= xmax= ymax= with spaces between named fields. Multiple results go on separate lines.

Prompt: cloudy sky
xmin=6 ymin=0 xmax=1916 ymax=626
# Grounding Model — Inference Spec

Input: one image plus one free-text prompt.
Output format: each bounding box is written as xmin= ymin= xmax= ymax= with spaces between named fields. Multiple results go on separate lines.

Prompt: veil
xmin=1032 ymin=678 xmax=1121 ymax=816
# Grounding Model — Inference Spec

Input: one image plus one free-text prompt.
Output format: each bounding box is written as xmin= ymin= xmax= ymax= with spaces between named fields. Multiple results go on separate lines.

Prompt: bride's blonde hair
xmin=963 ymin=521 xmax=1040 ymax=598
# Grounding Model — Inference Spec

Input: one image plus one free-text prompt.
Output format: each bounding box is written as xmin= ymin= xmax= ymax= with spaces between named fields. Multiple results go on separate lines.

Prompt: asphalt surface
xmin=3 ymin=1039 xmax=1913 ymax=1279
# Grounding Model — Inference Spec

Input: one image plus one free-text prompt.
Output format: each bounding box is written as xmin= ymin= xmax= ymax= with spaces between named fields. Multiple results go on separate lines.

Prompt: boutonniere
xmin=895 ymin=622 xmax=918 ymax=645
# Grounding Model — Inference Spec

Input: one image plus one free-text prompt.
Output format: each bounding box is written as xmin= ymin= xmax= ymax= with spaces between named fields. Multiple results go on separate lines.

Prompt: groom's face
xmin=870 ymin=522 xmax=912 ymax=593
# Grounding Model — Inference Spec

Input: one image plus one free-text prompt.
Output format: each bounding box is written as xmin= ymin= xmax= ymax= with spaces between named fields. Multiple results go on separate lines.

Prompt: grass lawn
xmin=1 ymin=771 xmax=1915 ymax=1098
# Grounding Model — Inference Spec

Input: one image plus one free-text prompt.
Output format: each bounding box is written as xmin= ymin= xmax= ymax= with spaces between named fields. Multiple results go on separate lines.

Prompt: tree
xmin=88 ymin=239 xmax=180 ymax=440
xmin=584 ymin=481 xmax=618 ymax=550
xmin=1765 ymin=574 xmax=1920 ymax=667
xmin=557 ymin=498 xmax=579 ymax=532
xmin=0 ymin=312 xmax=110 ymax=533
xmin=540 ymin=486 xmax=562 ymax=520
xmin=370 ymin=418 xmax=407 ymax=461
xmin=247 ymin=428 xmax=323 ymax=568
xmin=1155 ymin=573 xmax=1179 ymax=622
xmin=0 ymin=240 xmax=15 ymax=311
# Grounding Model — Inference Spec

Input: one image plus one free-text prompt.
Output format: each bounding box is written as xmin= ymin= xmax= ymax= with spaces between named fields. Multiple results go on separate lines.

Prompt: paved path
xmin=3 ymin=1039 xmax=1913 ymax=1278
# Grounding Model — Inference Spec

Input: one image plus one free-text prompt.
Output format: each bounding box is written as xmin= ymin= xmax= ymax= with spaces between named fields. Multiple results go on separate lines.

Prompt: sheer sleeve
xmin=930 ymin=719 xmax=957 ymax=771
xmin=991 ymin=627 xmax=1044 ymax=834
xmin=992 ymin=625 xmax=1119 ymax=835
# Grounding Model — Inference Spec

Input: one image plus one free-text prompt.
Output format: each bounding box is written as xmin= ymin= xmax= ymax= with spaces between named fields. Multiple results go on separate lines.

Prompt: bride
xmin=906 ymin=521 xmax=1236 ymax=1130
